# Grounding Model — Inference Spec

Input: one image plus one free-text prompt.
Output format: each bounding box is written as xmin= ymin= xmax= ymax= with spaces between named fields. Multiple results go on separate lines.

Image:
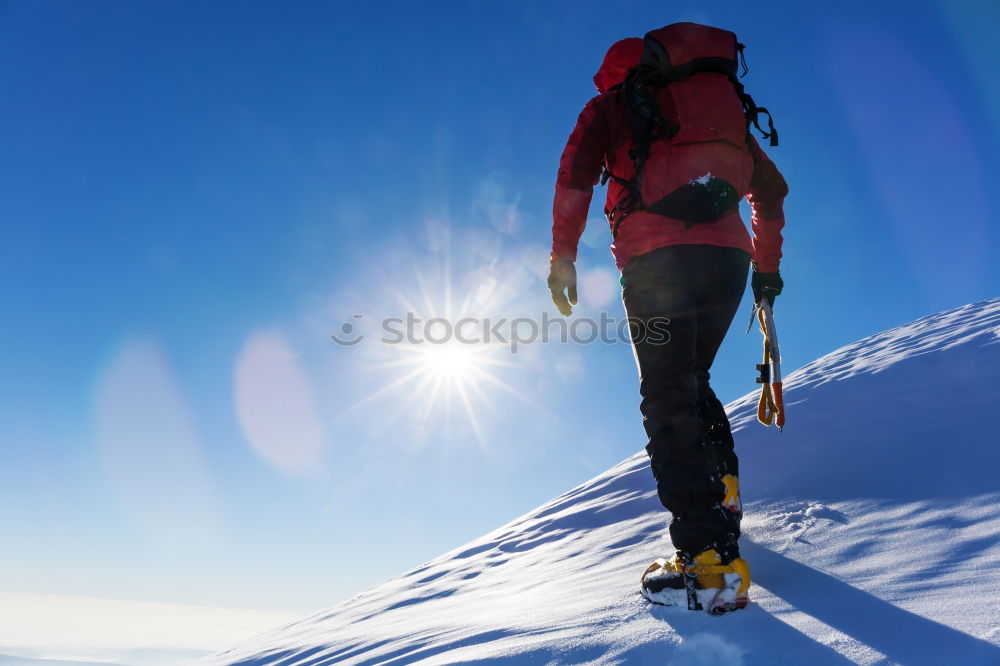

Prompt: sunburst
xmin=340 ymin=253 xmax=529 ymax=447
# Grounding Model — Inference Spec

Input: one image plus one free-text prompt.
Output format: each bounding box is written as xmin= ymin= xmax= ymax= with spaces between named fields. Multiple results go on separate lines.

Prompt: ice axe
xmin=746 ymin=298 xmax=785 ymax=429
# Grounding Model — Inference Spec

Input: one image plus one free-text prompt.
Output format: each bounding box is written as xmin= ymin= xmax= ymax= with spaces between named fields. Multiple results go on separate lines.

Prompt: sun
xmin=419 ymin=342 xmax=479 ymax=381
xmin=339 ymin=234 xmax=539 ymax=447
xmin=341 ymin=337 xmax=514 ymax=448
xmin=343 ymin=317 xmax=520 ymax=448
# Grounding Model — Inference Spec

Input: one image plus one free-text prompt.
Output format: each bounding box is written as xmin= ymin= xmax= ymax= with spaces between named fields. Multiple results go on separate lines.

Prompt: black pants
xmin=621 ymin=244 xmax=749 ymax=562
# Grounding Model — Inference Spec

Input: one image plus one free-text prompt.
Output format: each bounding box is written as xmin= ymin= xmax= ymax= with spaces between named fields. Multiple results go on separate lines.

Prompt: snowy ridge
xmin=730 ymin=297 xmax=1000 ymax=426
xmin=204 ymin=299 xmax=1000 ymax=665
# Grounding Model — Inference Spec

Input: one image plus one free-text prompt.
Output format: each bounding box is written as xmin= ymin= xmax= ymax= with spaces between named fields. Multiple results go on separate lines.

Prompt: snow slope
xmin=204 ymin=299 xmax=1000 ymax=665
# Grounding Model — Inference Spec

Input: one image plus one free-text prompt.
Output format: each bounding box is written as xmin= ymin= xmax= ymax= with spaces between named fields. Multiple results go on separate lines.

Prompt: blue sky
xmin=1 ymin=0 xmax=998 ymax=627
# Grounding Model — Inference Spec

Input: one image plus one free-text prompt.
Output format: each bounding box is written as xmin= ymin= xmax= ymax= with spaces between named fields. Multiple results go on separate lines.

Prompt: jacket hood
xmin=593 ymin=37 xmax=644 ymax=94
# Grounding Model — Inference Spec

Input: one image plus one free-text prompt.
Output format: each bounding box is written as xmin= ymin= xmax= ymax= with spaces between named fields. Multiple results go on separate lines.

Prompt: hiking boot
xmin=641 ymin=548 xmax=750 ymax=614
xmin=690 ymin=549 xmax=751 ymax=614
xmin=639 ymin=553 xmax=687 ymax=607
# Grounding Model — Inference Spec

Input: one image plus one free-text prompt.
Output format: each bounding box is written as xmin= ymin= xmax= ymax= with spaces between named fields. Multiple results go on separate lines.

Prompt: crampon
xmin=640 ymin=549 xmax=750 ymax=615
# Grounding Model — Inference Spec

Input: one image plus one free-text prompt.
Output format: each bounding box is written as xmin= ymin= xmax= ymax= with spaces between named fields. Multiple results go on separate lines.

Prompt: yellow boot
xmin=639 ymin=554 xmax=687 ymax=607
xmin=641 ymin=549 xmax=750 ymax=613
xmin=688 ymin=549 xmax=751 ymax=614
xmin=692 ymin=549 xmax=726 ymax=589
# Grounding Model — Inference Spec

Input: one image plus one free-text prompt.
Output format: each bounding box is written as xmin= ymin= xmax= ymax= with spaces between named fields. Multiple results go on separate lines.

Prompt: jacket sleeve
xmin=746 ymin=137 xmax=789 ymax=273
xmin=552 ymin=98 xmax=608 ymax=261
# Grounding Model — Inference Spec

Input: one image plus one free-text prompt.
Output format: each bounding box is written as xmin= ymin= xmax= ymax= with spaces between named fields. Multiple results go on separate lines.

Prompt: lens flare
xmin=234 ymin=331 xmax=326 ymax=477
xmin=339 ymin=233 xmax=544 ymax=447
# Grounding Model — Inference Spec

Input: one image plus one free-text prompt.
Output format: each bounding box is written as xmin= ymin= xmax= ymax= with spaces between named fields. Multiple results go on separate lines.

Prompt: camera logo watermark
xmin=330 ymin=312 xmax=669 ymax=353
xmin=330 ymin=314 xmax=365 ymax=347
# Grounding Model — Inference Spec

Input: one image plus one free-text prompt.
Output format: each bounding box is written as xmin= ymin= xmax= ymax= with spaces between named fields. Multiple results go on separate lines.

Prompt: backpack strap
xmin=730 ymin=78 xmax=779 ymax=147
xmin=737 ymin=42 xmax=749 ymax=77
xmin=623 ymin=70 xmax=680 ymax=196
xmin=602 ymin=167 xmax=642 ymax=238
xmin=606 ymin=69 xmax=682 ymax=237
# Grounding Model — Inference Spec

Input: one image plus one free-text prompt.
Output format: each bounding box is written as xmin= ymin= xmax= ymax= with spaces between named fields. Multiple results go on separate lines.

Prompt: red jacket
xmin=552 ymin=39 xmax=788 ymax=272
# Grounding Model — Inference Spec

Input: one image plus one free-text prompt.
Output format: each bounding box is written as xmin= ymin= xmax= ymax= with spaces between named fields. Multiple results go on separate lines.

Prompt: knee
xmin=648 ymin=455 xmax=724 ymax=513
xmin=697 ymin=393 xmax=728 ymax=427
